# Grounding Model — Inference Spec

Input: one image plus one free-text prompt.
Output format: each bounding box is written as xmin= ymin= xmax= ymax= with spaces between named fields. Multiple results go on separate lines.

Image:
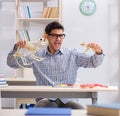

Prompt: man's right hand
xmin=15 ymin=40 xmax=26 ymax=49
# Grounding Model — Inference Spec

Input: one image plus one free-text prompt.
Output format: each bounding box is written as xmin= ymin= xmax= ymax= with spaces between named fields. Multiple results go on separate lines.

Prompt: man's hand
xmin=15 ymin=40 xmax=27 ymax=49
xmin=87 ymin=42 xmax=103 ymax=55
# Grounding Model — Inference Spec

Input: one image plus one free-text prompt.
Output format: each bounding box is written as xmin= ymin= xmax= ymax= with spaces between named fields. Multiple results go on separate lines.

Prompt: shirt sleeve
xmin=7 ymin=46 xmax=33 ymax=68
xmin=75 ymin=51 xmax=104 ymax=68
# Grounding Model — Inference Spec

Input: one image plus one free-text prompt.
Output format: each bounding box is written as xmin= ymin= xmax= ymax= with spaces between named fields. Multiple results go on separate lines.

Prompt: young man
xmin=7 ymin=21 xmax=104 ymax=109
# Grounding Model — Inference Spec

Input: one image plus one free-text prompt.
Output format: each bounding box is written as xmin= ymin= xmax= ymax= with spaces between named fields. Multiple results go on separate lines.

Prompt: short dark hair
xmin=45 ymin=21 xmax=64 ymax=34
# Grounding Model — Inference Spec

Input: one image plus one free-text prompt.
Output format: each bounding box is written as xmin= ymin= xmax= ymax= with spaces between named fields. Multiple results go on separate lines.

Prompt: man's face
xmin=46 ymin=29 xmax=65 ymax=54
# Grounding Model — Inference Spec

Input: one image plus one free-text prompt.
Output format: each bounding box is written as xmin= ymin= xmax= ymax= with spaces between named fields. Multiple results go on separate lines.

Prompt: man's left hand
xmin=87 ymin=42 xmax=103 ymax=55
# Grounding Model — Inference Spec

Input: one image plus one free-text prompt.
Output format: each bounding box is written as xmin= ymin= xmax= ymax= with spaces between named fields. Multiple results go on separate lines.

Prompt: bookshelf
xmin=15 ymin=0 xmax=62 ymax=79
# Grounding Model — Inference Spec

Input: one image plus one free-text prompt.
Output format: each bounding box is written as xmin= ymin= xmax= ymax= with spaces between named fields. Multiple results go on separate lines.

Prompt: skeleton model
xmin=13 ymin=38 xmax=48 ymax=68
xmin=13 ymin=40 xmax=92 ymax=68
xmin=80 ymin=42 xmax=91 ymax=52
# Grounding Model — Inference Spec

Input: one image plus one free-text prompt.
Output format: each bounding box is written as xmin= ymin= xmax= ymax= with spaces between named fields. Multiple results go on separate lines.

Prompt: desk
xmin=0 ymin=109 xmax=93 ymax=116
xmin=0 ymin=85 xmax=118 ymax=109
xmin=6 ymin=77 xmax=36 ymax=85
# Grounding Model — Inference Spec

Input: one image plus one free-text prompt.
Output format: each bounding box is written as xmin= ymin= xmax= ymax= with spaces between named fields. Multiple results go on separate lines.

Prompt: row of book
xmin=16 ymin=29 xmax=46 ymax=41
xmin=41 ymin=7 xmax=59 ymax=18
xmin=18 ymin=5 xmax=31 ymax=18
xmin=17 ymin=6 xmax=59 ymax=18
xmin=25 ymin=108 xmax=71 ymax=116
xmin=16 ymin=29 xmax=30 ymax=41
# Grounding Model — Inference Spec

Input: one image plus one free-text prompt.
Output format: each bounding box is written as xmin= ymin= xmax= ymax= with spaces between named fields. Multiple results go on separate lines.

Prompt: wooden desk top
xmin=0 ymin=109 xmax=93 ymax=116
xmin=0 ymin=85 xmax=118 ymax=92
xmin=0 ymin=86 xmax=118 ymax=106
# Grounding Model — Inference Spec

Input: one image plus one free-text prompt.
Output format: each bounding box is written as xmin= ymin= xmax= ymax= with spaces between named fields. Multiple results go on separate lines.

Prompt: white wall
xmin=0 ymin=0 xmax=120 ymax=107
xmin=0 ymin=2 xmax=15 ymax=108
xmin=62 ymin=0 xmax=120 ymax=104
xmin=0 ymin=2 xmax=15 ymax=77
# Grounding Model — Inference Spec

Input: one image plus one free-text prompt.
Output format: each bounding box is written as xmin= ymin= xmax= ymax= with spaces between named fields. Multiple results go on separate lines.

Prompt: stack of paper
xmin=25 ymin=108 xmax=71 ymax=116
xmin=0 ymin=79 xmax=8 ymax=87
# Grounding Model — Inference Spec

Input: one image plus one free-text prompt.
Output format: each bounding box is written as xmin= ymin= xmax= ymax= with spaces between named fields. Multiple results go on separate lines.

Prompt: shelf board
xmin=1 ymin=0 xmax=15 ymax=2
xmin=19 ymin=0 xmax=52 ymax=2
xmin=1 ymin=0 xmax=53 ymax=2
xmin=16 ymin=18 xmax=61 ymax=22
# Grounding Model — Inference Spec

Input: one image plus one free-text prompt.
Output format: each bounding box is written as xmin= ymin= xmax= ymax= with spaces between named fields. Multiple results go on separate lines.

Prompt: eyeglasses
xmin=48 ymin=33 xmax=65 ymax=39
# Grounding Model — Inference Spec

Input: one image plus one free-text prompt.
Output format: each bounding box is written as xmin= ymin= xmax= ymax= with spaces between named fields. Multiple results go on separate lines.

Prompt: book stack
xmin=41 ymin=7 xmax=59 ymax=18
xmin=17 ymin=5 xmax=31 ymax=18
xmin=16 ymin=29 xmax=30 ymax=41
xmin=0 ymin=79 xmax=8 ymax=87
xmin=87 ymin=103 xmax=120 ymax=116
xmin=25 ymin=108 xmax=71 ymax=116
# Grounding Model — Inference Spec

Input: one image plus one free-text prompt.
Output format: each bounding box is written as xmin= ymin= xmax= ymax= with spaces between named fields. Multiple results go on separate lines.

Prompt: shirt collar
xmin=43 ymin=47 xmax=64 ymax=56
